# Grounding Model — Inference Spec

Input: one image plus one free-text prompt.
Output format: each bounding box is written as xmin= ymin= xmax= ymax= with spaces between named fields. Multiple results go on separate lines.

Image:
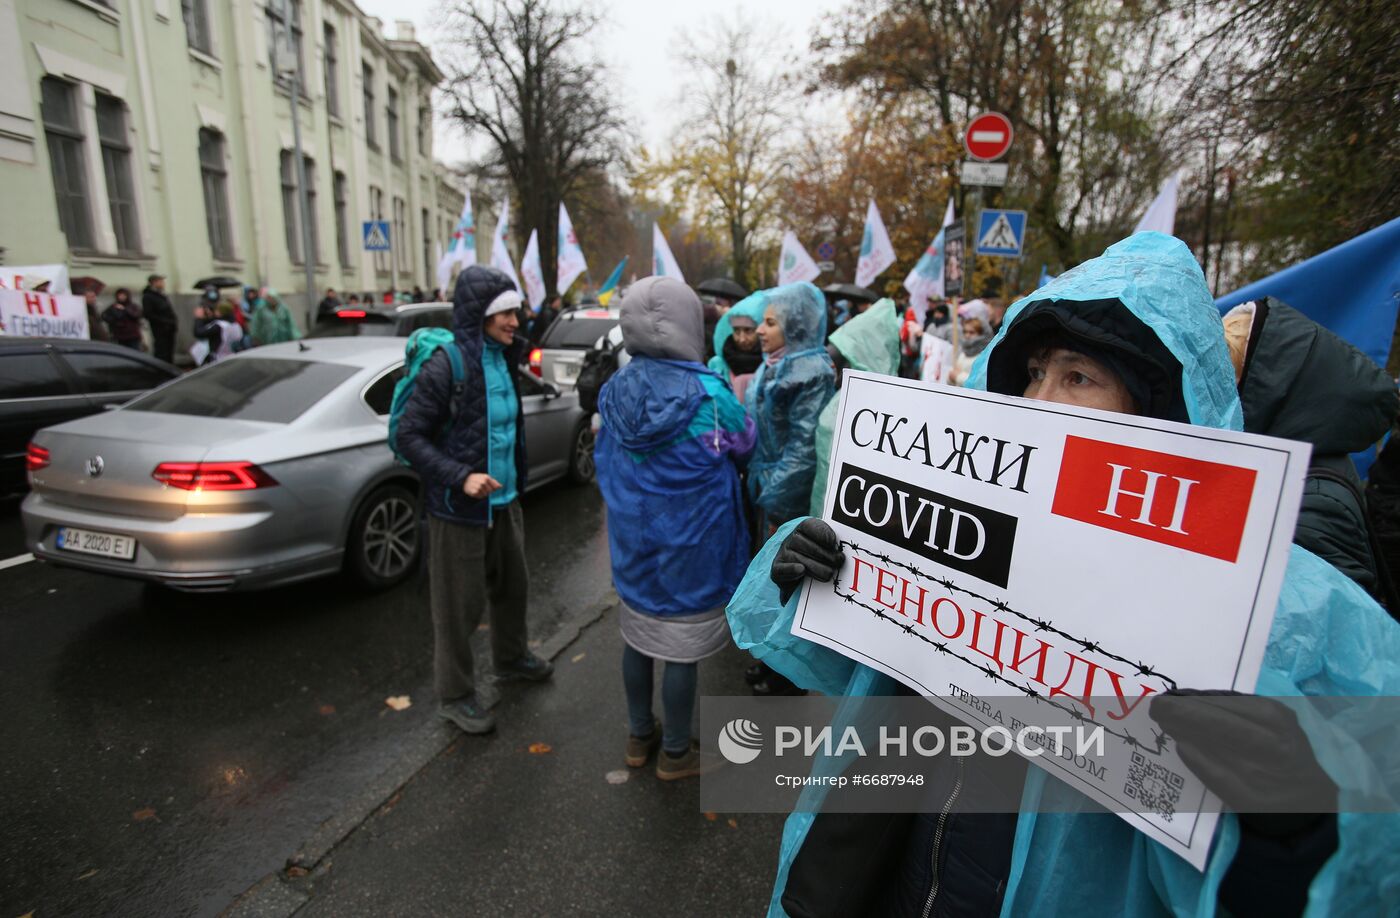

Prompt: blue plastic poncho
xmin=596 ymin=278 xmax=755 ymax=618
xmin=727 ymin=233 xmax=1400 ymax=916
xmin=744 ymin=282 xmax=835 ymax=526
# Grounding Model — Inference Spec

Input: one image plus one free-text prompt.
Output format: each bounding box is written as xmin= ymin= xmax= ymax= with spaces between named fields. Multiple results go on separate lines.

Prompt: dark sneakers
xmin=496 ymin=652 xmax=555 ymax=683
xmin=438 ymin=696 xmax=496 ymax=735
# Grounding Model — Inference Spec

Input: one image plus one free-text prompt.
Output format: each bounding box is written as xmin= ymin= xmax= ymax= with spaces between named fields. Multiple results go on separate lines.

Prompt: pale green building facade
xmin=0 ymin=0 xmax=465 ymax=350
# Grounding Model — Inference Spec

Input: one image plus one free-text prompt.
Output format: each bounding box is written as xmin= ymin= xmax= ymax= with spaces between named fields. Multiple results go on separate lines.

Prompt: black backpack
xmin=576 ymin=336 xmax=622 ymax=413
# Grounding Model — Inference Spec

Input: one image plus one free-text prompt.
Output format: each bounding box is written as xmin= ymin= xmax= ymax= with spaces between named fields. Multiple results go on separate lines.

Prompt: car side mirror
xmin=542 ymin=382 xmax=562 ymax=400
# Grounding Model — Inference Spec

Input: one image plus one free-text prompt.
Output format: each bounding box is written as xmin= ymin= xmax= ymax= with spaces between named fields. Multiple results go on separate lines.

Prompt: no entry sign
xmin=964 ymin=112 xmax=1013 ymax=161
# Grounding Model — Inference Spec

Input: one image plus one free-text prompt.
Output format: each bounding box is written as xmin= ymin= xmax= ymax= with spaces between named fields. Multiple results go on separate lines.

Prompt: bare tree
xmin=440 ymin=0 xmax=625 ymax=293
xmin=644 ymin=17 xmax=793 ymax=286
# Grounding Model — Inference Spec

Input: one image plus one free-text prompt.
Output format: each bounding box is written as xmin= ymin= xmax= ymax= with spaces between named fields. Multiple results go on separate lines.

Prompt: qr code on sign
xmin=1124 ymin=750 xmax=1185 ymax=821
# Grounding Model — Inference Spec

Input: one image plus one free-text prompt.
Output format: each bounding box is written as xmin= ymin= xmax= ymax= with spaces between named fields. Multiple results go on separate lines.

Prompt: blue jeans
xmin=622 ymin=644 xmax=697 ymax=756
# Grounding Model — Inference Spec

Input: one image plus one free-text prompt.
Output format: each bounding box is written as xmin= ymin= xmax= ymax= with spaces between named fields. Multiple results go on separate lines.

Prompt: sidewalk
xmin=244 ymin=605 xmax=786 ymax=916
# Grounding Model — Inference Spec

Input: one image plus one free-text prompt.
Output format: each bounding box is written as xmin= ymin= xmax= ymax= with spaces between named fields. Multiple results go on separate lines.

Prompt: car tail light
xmin=528 ymin=347 xmax=543 ymax=377
xmin=152 ymin=461 xmax=278 ymax=491
xmin=337 ymin=309 xmax=367 ymax=320
xmin=25 ymin=442 xmax=50 ymax=472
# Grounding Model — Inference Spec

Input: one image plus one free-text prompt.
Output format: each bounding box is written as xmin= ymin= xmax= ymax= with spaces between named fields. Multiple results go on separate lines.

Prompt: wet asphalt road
xmin=0 ymin=481 xmax=614 ymax=918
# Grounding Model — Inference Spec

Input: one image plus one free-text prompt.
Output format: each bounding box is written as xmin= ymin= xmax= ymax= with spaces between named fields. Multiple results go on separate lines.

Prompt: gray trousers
xmin=428 ymin=501 xmax=529 ymax=702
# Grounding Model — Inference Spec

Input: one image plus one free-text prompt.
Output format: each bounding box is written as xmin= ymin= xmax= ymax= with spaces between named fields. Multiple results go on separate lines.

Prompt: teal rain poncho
xmin=744 ymin=283 xmax=835 ymax=526
xmin=809 ymin=298 xmax=900 ymax=517
xmin=727 ymin=233 xmax=1400 ymax=916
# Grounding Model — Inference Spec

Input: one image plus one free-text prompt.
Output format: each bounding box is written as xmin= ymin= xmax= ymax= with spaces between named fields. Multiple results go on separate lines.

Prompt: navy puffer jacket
xmin=396 ymin=266 xmax=528 ymax=525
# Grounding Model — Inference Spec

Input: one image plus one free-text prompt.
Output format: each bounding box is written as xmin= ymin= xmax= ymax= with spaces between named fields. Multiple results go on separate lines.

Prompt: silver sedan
xmin=22 ymin=337 xmax=593 ymax=592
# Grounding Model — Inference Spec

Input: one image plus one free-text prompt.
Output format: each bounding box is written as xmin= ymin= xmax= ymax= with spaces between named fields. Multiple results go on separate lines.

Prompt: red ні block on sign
xmin=1050 ymin=435 xmax=1257 ymax=562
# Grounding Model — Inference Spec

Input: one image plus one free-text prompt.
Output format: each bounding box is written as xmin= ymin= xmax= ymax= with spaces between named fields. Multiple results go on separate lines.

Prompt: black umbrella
xmin=696 ymin=278 xmax=749 ymax=301
xmin=823 ymin=283 xmax=879 ymax=304
xmin=192 ymin=275 xmax=243 ymax=290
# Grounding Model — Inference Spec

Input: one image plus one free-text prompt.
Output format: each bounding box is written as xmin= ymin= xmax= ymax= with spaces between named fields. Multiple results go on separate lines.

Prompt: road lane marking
xmin=0 ymin=553 xmax=34 ymax=571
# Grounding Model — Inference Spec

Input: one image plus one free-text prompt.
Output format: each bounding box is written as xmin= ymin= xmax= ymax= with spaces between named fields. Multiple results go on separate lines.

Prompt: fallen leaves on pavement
xmin=131 ymin=807 xmax=157 ymax=822
xmin=527 ymin=742 xmax=553 ymax=754
xmin=384 ymin=695 xmax=411 ymax=711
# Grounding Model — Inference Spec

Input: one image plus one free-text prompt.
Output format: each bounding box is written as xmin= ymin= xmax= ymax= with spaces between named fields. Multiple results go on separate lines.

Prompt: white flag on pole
xmin=490 ymin=198 xmax=522 ymax=292
xmin=556 ymin=203 xmax=588 ymax=295
xmin=778 ymin=231 xmax=821 ymax=285
xmin=446 ymin=191 xmax=477 ymax=269
xmin=1134 ymin=173 xmax=1181 ymax=236
xmin=521 ymin=229 xmax=546 ymax=310
xmin=855 ymin=198 xmax=897 ymax=288
xmin=652 ymin=223 xmax=685 ymax=284
xmin=903 ymin=198 xmax=957 ymax=317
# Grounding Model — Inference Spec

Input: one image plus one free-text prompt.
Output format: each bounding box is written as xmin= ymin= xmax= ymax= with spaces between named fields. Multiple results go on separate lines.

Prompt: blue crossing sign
xmin=362 ymin=220 xmax=391 ymax=251
xmin=975 ymin=210 xmax=1027 ymax=257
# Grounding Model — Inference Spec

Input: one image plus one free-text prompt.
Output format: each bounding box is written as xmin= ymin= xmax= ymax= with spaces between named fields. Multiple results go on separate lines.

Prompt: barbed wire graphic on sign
xmin=839 ymin=540 xmax=1179 ymax=687
xmin=831 ymin=540 xmax=1175 ymax=756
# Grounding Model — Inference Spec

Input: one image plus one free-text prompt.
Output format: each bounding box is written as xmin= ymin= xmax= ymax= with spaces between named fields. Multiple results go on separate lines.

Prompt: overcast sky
xmin=353 ymin=0 xmax=847 ymax=165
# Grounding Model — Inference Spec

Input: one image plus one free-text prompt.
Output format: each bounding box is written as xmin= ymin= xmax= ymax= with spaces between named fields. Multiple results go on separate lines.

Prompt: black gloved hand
xmin=771 ymin=519 xmax=846 ymax=604
xmin=1149 ymin=689 xmax=1337 ymax=838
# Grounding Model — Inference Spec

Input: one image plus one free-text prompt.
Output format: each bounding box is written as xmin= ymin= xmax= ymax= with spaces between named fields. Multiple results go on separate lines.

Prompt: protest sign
xmin=795 ymin=371 xmax=1311 ymax=869
xmin=0 ymin=289 xmax=90 ymax=339
xmin=0 ymin=264 xmax=70 ymax=294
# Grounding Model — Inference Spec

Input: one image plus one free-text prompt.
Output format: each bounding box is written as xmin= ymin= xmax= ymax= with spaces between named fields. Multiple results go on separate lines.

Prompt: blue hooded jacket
xmin=596 ymin=277 xmax=756 ymax=616
xmin=744 ymin=282 xmax=835 ymax=525
xmin=727 ymin=233 xmax=1400 ymax=916
xmin=395 ymin=266 xmax=528 ymax=525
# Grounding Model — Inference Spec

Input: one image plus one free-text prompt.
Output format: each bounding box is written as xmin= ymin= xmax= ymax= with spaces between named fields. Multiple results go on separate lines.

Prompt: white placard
xmin=795 ymin=372 xmax=1311 ymax=869
xmin=0 ymin=289 xmax=90 ymax=339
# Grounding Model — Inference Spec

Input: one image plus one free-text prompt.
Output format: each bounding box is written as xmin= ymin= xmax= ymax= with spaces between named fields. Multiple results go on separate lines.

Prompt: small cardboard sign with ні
xmin=0 ymin=289 xmax=90 ymax=339
xmin=794 ymin=371 xmax=1311 ymax=869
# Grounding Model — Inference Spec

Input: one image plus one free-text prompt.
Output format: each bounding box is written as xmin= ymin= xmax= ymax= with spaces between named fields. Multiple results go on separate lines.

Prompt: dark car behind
xmin=308 ymin=302 xmax=451 ymax=339
xmin=0 ymin=338 xmax=179 ymax=497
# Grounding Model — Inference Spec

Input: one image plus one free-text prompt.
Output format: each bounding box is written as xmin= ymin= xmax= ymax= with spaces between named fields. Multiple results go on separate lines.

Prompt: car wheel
xmin=568 ymin=419 xmax=596 ymax=485
xmin=347 ymin=483 xmax=421 ymax=589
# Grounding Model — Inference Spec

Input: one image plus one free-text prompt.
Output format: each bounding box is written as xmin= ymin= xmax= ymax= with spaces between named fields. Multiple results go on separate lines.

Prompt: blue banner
xmin=1216 ymin=216 xmax=1400 ymax=368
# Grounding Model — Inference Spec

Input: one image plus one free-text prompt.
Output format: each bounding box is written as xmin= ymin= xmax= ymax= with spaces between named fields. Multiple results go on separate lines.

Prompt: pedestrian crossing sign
xmin=362 ymin=220 xmax=391 ymax=251
xmin=975 ymin=210 xmax=1027 ymax=257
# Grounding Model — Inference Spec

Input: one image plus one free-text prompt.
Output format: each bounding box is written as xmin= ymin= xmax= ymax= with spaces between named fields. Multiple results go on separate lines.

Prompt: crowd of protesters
xmin=57 ymin=273 xmax=462 ymax=369
xmin=399 ymin=226 xmax=1400 ymax=915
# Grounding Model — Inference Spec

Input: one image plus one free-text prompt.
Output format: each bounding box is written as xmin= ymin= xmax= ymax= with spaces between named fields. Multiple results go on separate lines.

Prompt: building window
xmin=267 ymin=0 xmax=304 ymax=89
xmin=387 ymin=87 xmax=401 ymax=162
xmin=96 ymin=94 xmax=139 ymax=254
xmin=40 ymin=77 xmax=94 ymax=250
xmin=322 ymin=23 xmax=339 ymax=117
xmin=362 ymin=64 xmax=376 ymax=149
xmin=199 ymin=129 xmax=234 ymax=260
xmin=421 ymin=207 xmax=432 ymax=285
xmin=304 ymin=156 xmax=319 ymax=264
xmin=333 ymin=171 xmax=349 ymax=267
xmin=417 ymin=100 xmax=429 ymax=157
xmin=182 ymin=0 xmax=214 ymax=55
xmin=280 ymin=150 xmax=301 ymax=262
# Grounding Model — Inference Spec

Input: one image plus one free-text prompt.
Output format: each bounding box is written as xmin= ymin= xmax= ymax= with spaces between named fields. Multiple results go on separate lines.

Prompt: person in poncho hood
xmin=746 ymin=282 xmax=835 ymax=535
xmin=596 ymin=276 xmax=756 ymax=780
xmin=727 ymin=233 xmax=1400 ymax=917
xmin=708 ymin=292 xmax=767 ymax=404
